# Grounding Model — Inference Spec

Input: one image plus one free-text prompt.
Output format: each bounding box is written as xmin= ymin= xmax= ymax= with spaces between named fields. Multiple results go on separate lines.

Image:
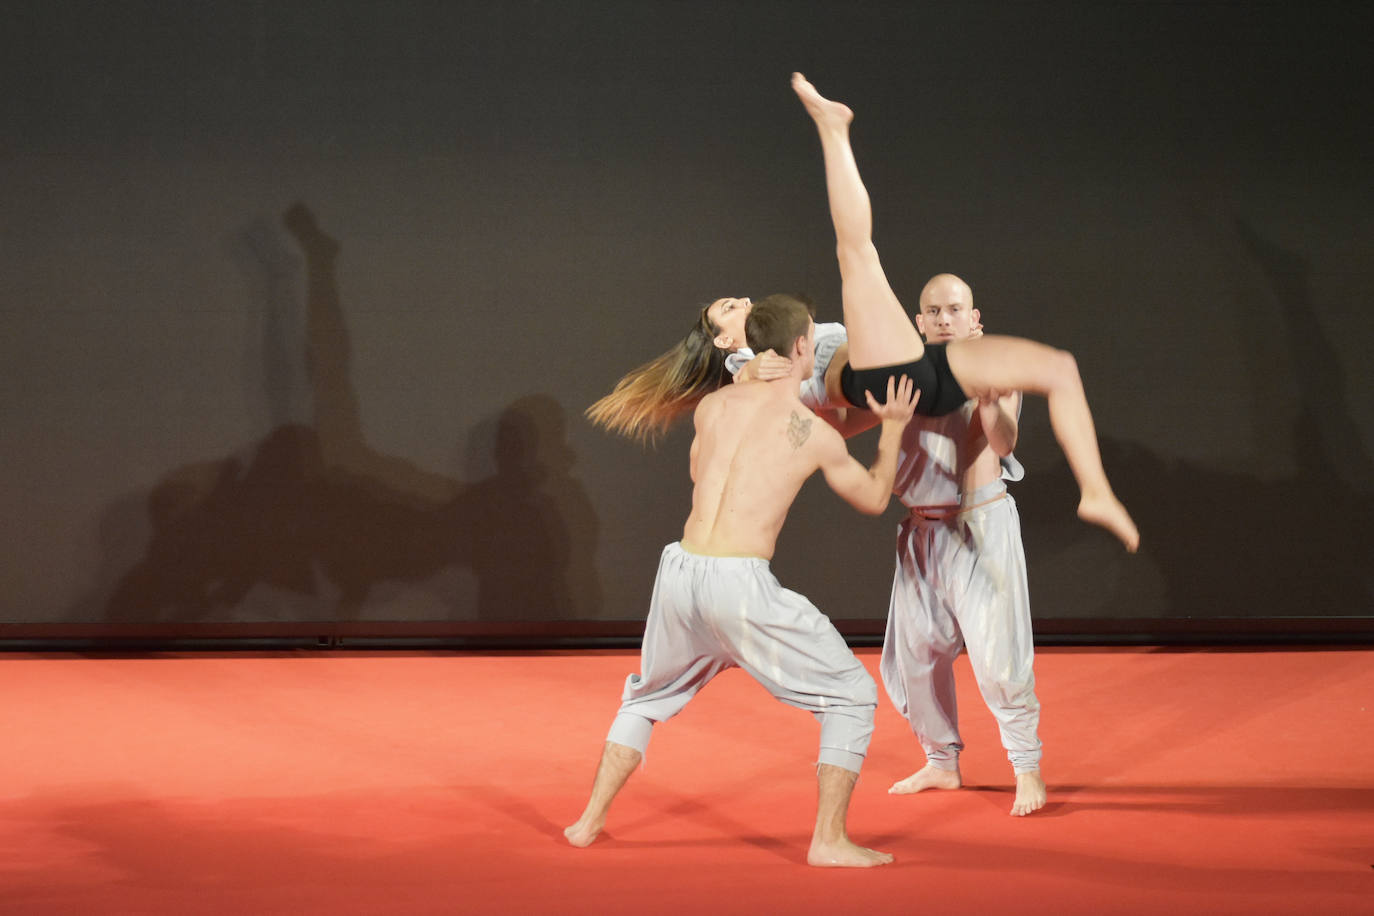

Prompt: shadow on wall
xmin=1018 ymin=215 xmax=1374 ymax=618
xmin=68 ymin=204 xmax=601 ymax=624
xmin=457 ymin=397 xmax=602 ymax=623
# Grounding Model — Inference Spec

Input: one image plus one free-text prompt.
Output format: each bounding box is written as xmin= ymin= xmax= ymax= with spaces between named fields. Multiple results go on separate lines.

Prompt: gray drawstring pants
xmin=609 ymin=542 xmax=877 ymax=773
xmin=880 ymin=480 xmax=1042 ymax=773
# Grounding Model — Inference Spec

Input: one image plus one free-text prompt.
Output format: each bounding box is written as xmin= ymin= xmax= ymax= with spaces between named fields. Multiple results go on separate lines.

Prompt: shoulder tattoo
xmin=787 ymin=411 xmax=812 ymax=449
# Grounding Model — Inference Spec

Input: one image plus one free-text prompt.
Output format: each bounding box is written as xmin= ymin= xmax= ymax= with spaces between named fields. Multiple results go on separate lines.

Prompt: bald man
xmin=880 ymin=273 xmax=1047 ymax=816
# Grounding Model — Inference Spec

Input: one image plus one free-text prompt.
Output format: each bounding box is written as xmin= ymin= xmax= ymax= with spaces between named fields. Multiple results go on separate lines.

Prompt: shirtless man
xmin=882 ymin=274 xmax=1047 ymax=816
xmin=565 ymin=294 xmax=917 ymax=867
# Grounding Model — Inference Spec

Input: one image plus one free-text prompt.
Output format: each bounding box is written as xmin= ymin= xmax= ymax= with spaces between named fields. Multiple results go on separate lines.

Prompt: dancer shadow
xmin=453 ymin=396 xmax=603 ymax=621
xmin=1018 ymin=215 xmax=1374 ymax=620
xmin=70 ymin=203 xmax=600 ymax=625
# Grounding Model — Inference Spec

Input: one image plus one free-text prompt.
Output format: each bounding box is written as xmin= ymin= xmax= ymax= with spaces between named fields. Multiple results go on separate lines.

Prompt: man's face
xmin=915 ymin=276 xmax=979 ymax=343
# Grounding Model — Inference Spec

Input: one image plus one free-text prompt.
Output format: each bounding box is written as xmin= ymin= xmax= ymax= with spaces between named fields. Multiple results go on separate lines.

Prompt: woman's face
xmin=706 ymin=297 xmax=752 ymax=351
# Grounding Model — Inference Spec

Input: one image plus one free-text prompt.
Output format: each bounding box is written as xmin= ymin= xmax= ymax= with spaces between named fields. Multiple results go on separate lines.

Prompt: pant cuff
xmin=606 ymin=712 xmax=654 ymax=753
xmin=923 ymin=748 xmax=961 ymax=770
xmin=818 ymin=747 xmax=865 ymax=773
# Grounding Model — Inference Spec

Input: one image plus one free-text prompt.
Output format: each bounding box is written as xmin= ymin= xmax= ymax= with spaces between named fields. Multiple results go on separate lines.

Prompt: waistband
xmin=668 ymin=541 xmax=770 ymax=567
xmin=906 ymin=479 xmax=1009 ymax=520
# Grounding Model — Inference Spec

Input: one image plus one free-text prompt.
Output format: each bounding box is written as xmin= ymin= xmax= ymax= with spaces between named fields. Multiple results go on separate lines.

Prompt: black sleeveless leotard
xmin=839 ymin=343 xmax=968 ymax=417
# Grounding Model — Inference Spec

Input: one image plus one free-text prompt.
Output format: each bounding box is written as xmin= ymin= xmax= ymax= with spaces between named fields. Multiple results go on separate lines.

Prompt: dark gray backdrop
xmin=4 ymin=1 xmax=1371 ymax=637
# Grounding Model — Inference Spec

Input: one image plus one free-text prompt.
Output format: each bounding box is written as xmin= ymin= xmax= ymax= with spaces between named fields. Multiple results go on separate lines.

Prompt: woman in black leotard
xmin=585 ymin=74 xmax=1139 ymax=553
xmin=791 ymin=72 xmax=1137 ymax=552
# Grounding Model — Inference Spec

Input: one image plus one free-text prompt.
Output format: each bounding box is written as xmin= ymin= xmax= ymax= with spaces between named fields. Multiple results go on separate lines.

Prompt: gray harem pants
xmin=880 ymin=481 xmax=1042 ymax=773
xmin=608 ymin=542 xmax=877 ymax=773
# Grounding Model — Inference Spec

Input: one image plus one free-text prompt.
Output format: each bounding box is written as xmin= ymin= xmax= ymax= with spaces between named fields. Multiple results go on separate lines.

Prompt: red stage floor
xmin=1 ymin=647 xmax=1371 ymax=914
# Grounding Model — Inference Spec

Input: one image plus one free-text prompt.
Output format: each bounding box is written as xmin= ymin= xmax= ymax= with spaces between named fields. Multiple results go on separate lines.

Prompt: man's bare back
xmin=683 ymin=319 xmax=918 ymax=560
xmin=682 ymin=381 xmax=832 ymax=559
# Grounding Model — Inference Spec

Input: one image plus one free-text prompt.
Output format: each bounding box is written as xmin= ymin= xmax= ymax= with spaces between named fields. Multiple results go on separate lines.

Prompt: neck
xmin=755 ymin=370 xmax=803 ymax=394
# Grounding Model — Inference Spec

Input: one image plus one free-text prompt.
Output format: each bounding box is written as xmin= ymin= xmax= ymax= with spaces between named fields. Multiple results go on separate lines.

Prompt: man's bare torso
xmin=952 ymin=409 xmax=1004 ymax=495
xmin=899 ymin=400 xmax=1010 ymax=508
xmin=681 ymin=380 xmax=830 ymax=560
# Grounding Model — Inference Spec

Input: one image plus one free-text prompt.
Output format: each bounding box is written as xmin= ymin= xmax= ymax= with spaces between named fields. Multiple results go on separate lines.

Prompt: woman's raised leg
xmin=793 ymin=73 xmax=924 ymax=369
xmin=946 ymin=335 xmax=1139 ymax=551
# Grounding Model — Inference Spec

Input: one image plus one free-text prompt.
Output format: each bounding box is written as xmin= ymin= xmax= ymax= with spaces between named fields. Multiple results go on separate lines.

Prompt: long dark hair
xmin=585 ymin=304 xmax=731 ymax=445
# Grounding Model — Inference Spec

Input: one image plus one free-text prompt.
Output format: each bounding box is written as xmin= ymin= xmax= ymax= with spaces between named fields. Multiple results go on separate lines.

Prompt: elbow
xmin=860 ymin=492 xmax=889 ymax=516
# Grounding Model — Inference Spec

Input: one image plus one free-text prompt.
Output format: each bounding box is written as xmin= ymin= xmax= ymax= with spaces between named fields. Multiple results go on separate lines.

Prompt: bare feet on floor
xmin=1010 ymin=770 xmax=1047 ymax=817
xmin=564 ymin=741 xmax=640 ymax=849
xmin=791 ymin=72 xmax=853 ymax=131
xmin=807 ymin=837 xmax=894 ymax=868
xmin=1078 ymin=492 xmax=1139 ymax=552
xmin=563 ymin=816 xmax=604 ymax=848
xmin=888 ymin=764 xmax=962 ymax=795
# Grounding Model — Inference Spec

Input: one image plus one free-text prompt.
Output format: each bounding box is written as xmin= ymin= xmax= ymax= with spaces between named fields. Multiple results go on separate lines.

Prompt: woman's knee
xmin=1046 ymin=348 xmax=1080 ymax=389
xmin=835 ymin=241 xmax=881 ymax=275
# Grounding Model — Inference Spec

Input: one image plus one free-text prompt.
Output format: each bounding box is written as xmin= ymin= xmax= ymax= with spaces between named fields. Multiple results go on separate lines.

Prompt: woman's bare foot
xmin=791 ymin=72 xmax=853 ymax=131
xmin=888 ymin=764 xmax=962 ymax=795
xmin=808 ymin=837 xmax=894 ymax=868
xmin=1077 ymin=492 xmax=1139 ymax=552
xmin=563 ymin=815 xmax=605 ymax=848
xmin=1010 ymin=770 xmax=1047 ymax=817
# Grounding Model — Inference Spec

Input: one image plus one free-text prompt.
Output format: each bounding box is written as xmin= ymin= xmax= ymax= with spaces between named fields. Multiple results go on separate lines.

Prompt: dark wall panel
xmin=3 ymin=1 xmax=1371 ymax=633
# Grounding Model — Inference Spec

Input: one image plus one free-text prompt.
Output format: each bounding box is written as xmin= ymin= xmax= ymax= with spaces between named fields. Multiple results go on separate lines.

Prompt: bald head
xmin=919 ymin=273 xmax=973 ymax=310
xmin=915 ymin=274 xmax=979 ymax=342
